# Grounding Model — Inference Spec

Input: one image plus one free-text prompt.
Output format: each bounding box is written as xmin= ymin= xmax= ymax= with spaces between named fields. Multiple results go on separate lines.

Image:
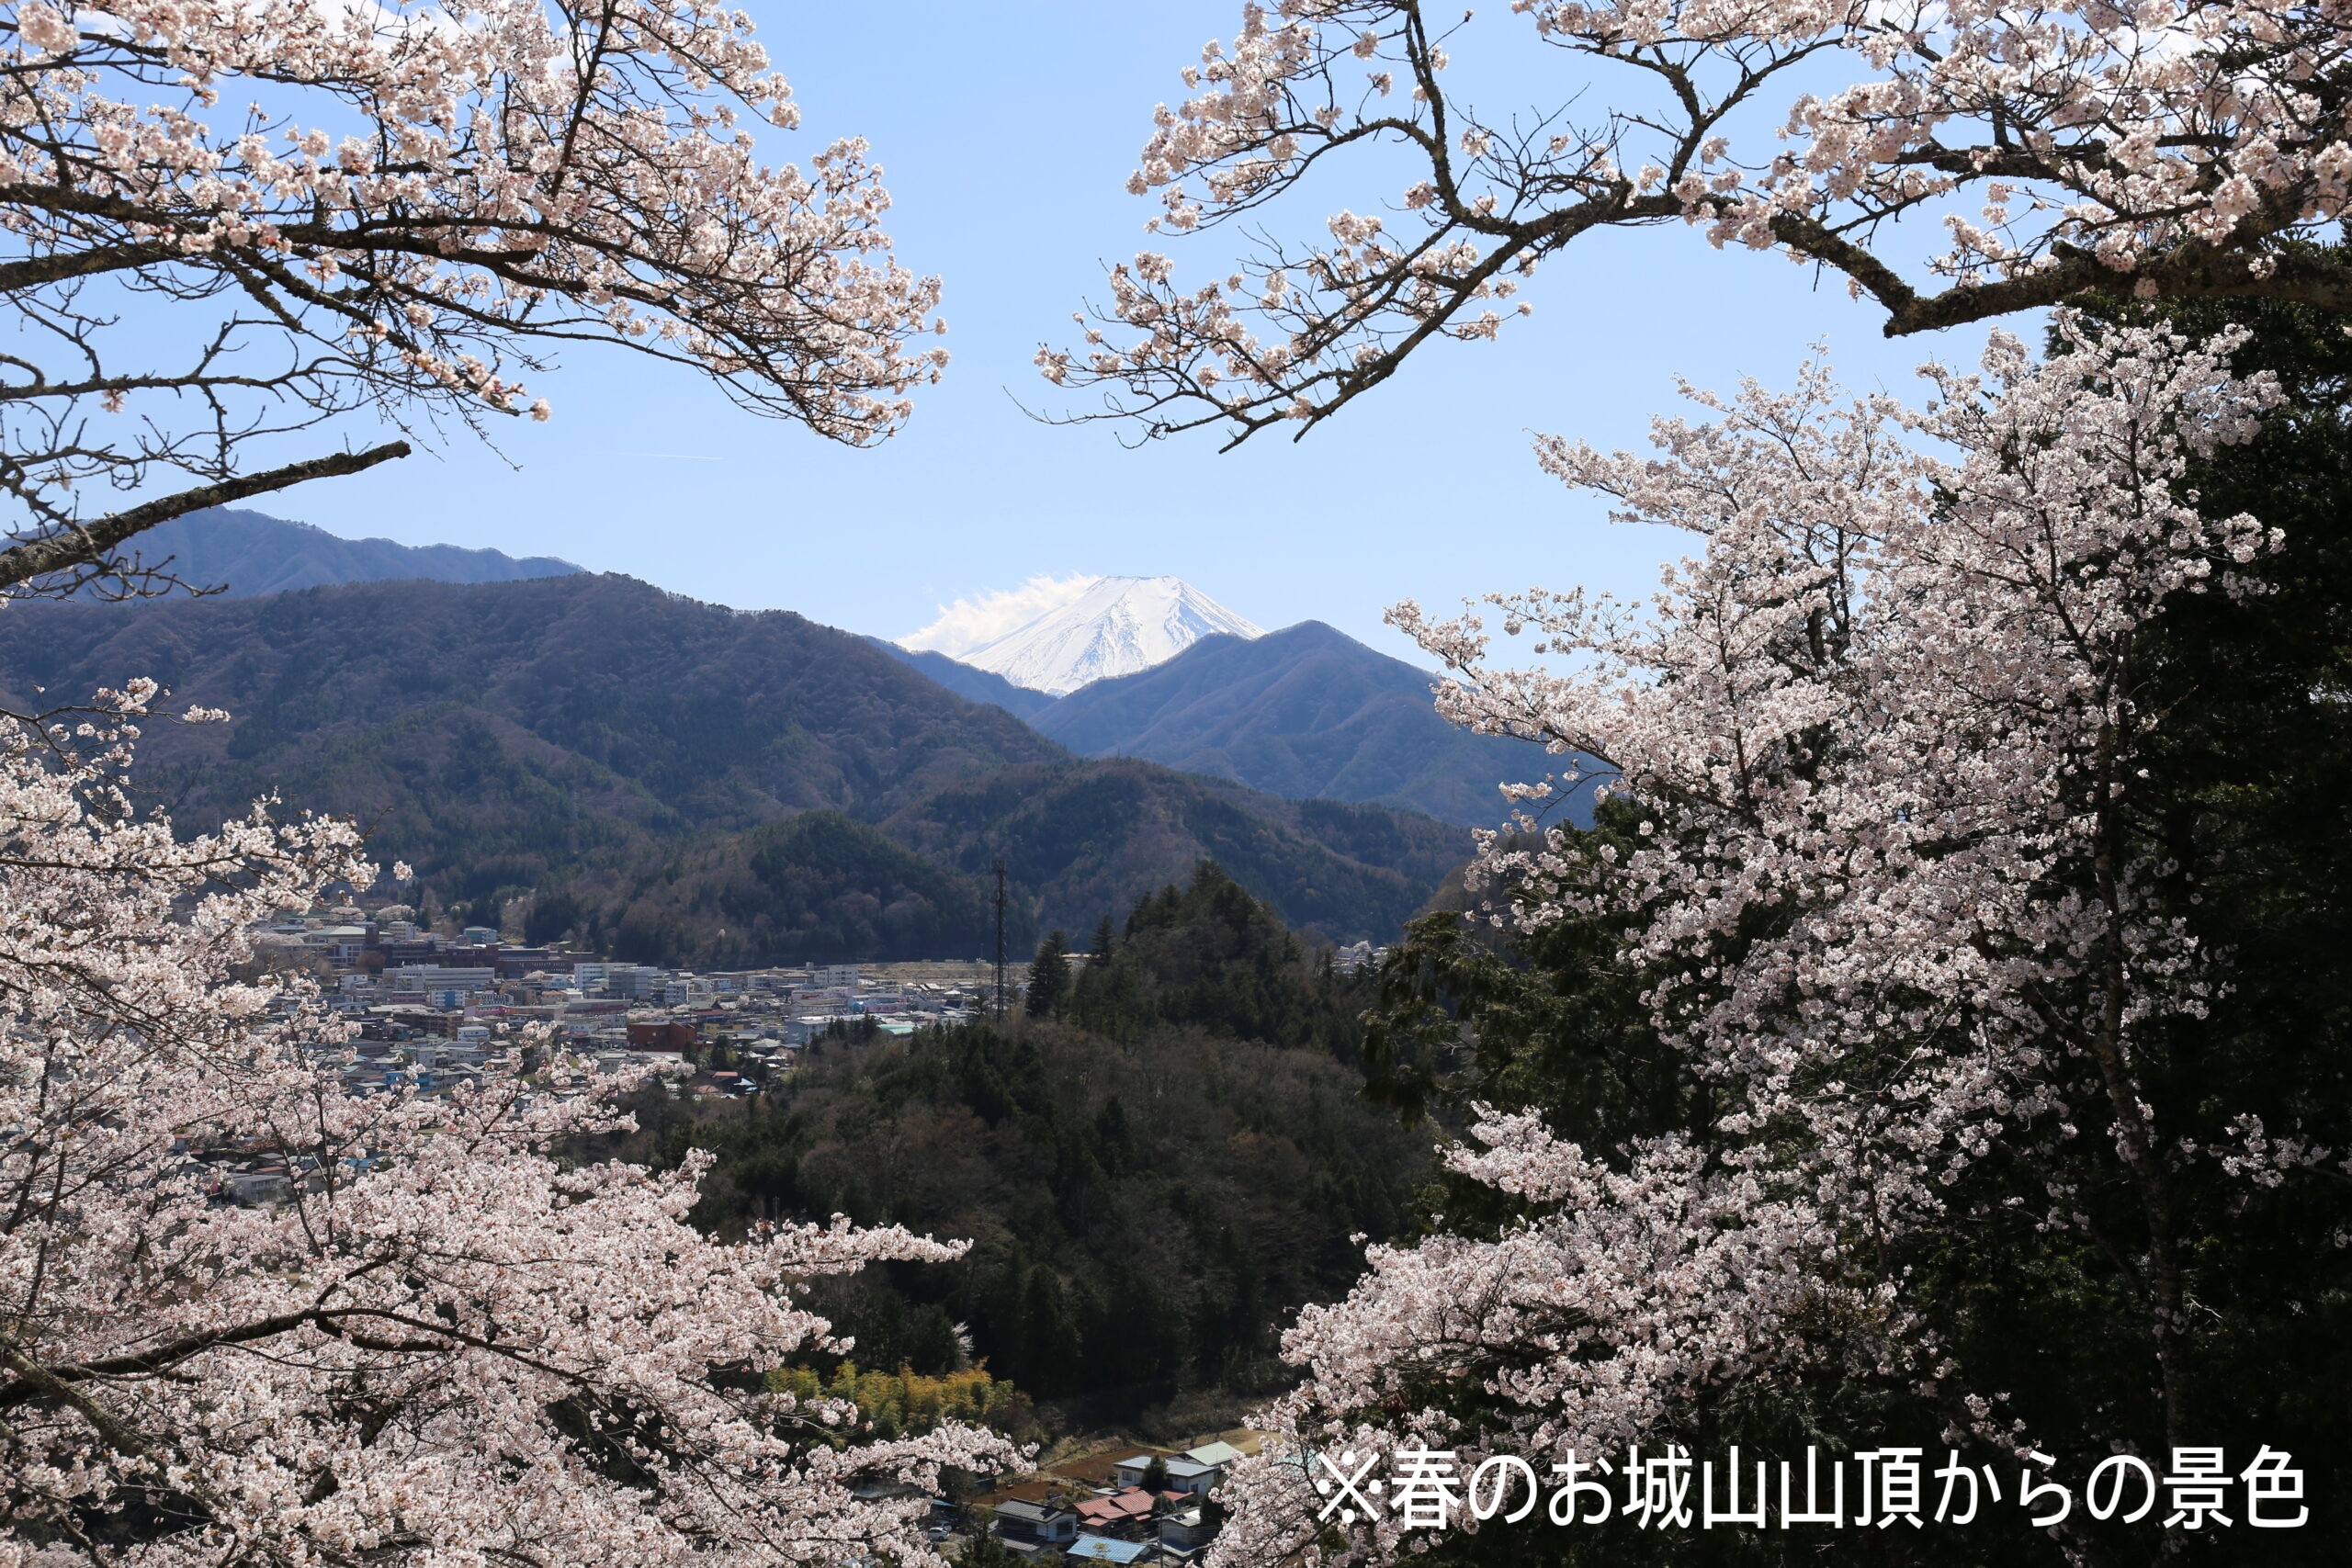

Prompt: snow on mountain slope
xmin=910 ymin=576 xmax=1264 ymax=695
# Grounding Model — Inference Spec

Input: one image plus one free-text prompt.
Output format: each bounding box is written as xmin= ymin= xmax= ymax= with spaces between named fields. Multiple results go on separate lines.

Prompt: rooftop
xmin=1074 ymin=1489 xmax=1159 ymax=1523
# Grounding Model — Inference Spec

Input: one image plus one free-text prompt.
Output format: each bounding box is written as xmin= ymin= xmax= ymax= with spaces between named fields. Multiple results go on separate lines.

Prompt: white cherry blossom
xmin=0 ymin=0 xmax=944 ymax=595
xmin=1052 ymin=0 xmax=2352 ymax=445
xmin=1209 ymin=319 xmax=2300 ymax=1564
xmin=0 ymin=687 xmax=1012 ymax=1567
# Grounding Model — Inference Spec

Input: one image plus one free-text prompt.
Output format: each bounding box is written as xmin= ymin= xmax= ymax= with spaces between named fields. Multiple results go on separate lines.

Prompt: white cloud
xmin=899 ymin=573 xmax=1101 ymax=658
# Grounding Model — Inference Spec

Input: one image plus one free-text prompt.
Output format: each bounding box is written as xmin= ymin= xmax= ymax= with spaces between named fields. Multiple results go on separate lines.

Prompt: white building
xmin=387 ymin=965 xmax=497 ymax=990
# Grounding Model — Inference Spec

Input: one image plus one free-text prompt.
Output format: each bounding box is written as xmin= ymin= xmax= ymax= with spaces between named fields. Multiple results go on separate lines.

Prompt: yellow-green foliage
xmin=767 ymin=1361 xmax=1037 ymax=1442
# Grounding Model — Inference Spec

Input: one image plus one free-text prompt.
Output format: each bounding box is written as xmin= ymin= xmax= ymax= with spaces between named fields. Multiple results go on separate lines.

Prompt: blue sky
xmin=279 ymin=3 xmax=1999 ymax=663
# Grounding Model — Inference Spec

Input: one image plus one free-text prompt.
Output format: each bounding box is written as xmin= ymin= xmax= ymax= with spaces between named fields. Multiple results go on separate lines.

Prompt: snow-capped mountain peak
xmin=910 ymin=576 xmax=1263 ymax=695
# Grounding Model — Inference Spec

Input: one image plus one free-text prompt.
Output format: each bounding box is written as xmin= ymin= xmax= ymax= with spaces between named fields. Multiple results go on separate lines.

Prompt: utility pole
xmin=992 ymin=859 xmax=1007 ymax=1020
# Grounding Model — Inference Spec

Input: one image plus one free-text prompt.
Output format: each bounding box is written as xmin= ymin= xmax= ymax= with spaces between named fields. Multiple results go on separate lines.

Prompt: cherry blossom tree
xmin=0 ymin=685 xmax=1012 ymax=1565
xmin=1204 ymin=318 xmax=2346 ymax=1562
xmin=0 ymin=0 xmax=944 ymax=598
xmin=1046 ymin=0 xmax=2352 ymax=446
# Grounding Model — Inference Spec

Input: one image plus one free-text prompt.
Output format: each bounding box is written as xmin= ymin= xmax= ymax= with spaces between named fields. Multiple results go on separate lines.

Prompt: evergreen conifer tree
xmin=1025 ymin=931 xmax=1069 ymax=1018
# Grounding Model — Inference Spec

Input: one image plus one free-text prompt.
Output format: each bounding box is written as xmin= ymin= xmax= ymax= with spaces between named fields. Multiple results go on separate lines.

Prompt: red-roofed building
xmin=1072 ymin=1487 xmax=1176 ymax=1538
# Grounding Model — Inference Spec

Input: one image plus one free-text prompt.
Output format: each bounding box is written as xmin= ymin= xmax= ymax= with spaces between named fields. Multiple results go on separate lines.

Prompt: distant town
xmin=257 ymin=904 xmax=1386 ymax=1066
xmin=245 ymin=900 xmax=1011 ymax=1113
xmin=227 ymin=898 xmax=1383 ymax=1172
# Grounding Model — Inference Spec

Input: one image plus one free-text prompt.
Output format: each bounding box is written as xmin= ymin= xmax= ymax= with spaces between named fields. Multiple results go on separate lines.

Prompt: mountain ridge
xmin=0 ymin=575 xmax=1465 ymax=953
xmin=865 ymin=637 xmax=1057 ymax=719
xmin=103 ymin=506 xmax=582 ymax=597
xmin=1031 ymin=618 xmax=1586 ymax=829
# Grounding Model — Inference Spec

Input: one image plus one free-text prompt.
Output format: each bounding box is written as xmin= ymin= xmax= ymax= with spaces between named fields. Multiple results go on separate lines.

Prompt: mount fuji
xmin=910 ymin=576 xmax=1264 ymax=696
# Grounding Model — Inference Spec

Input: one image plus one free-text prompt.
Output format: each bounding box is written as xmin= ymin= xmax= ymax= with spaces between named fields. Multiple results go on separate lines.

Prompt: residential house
xmin=991 ymin=1499 xmax=1078 ymax=1549
xmin=1072 ymin=1488 xmax=1160 ymax=1538
xmin=1158 ymin=1509 xmax=1217 ymax=1554
xmin=1160 ymin=1459 xmax=1221 ymax=1497
xmin=1112 ymin=1456 xmax=1223 ymax=1498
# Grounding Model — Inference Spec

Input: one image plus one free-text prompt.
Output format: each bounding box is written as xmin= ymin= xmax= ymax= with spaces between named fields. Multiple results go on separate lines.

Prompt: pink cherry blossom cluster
xmin=0 ymin=686 xmax=1012 ymax=1566
xmin=0 ymin=0 xmax=944 ymax=549
xmin=1049 ymin=0 xmax=2352 ymax=445
xmin=1206 ymin=320 xmax=2302 ymax=1565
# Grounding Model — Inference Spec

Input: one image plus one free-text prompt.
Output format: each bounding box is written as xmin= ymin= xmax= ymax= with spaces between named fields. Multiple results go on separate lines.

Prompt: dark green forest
xmin=538 ymin=761 xmax=1468 ymax=966
xmin=531 ymin=810 xmax=1003 ymax=966
xmin=608 ymin=864 xmax=1431 ymax=1430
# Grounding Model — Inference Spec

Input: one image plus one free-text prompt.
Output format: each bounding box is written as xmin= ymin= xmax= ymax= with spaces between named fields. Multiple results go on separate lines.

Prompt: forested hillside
xmin=546 ymin=759 xmax=1466 ymax=962
xmin=878 ymin=759 xmax=1464 ymax=943
xmin=1034 ymin=620 xmax=1576 ymax=827
xmin=525 ymin=810 xmax=1003 ymax=966
xmin=0 ymin=575 xmax=1468 ymax=952
xmin=867 ymin=637 xmax=1057 ymax=719
xmin=616 ymin=865 xmax=1433 ymax=1429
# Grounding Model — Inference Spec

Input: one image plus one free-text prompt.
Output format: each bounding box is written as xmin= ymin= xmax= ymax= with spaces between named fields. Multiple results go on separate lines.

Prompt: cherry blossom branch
xmin=0 ymin=0 xmax=947 ymax=594
xmin=1049 ymin=0 xmax=2352 ymax=446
